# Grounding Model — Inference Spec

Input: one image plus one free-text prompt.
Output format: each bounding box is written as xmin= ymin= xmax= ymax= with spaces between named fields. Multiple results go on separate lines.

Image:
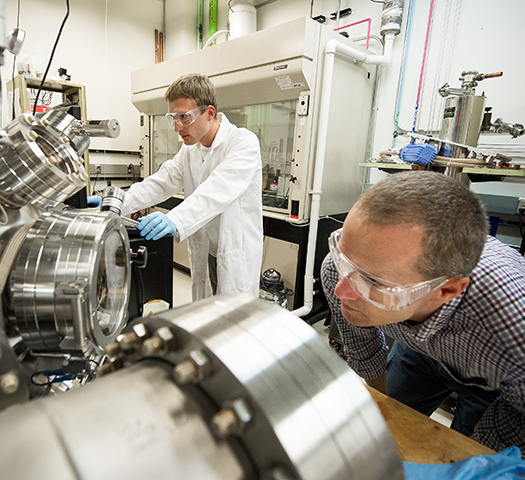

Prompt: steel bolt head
xmin=210 ymin=398 xmax=252 ymax=439
xmin=155 ymin=326 xmax=178 ymax=352
xmin=105 ymin=342 xmax=122 ymax=358
xmin=0 ymin=372 xmax=19 ymax=394
xmin=172 ymin=350 xmax=211 ymax=385
xmin=231 ymin=398 xmax=252 ymax=425
xmin=210 ymin=408 xmax=240 ymax=439
xmin=156 ymin=326 xmax=174 ymax=342
xmin=26 ymin=129 xmax=38 ymax=141
xmin=21 ymin=114 xmax=35 ymax=125
xmin=189 ymin=349 xmax=210 ymax=369
xmin=142 ymin=336 xmax=164 ymax=356
xmin=118 ymin=331 xmax=139 ymax=350
xmin=173 ymin=360 xmax=198 ymax=385
xmin=97 ymin=363 xmax=114 ymax=377
xmin=132 ymin=323 xmax=148 ymax=339
xmin=66 ymin=172 xmax=78 ymax=183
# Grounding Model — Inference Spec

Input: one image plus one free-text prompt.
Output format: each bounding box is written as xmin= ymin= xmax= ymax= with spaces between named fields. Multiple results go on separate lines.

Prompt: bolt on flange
xmin=210 ymin=398 xmax=252 ymax=439
xmin=173 ymin=349 xmax=211 ymax=385
xmin=0 ymin=372 xmax=19 ymax=394
xmin=141 ymin=326 xmax=177 ymax=356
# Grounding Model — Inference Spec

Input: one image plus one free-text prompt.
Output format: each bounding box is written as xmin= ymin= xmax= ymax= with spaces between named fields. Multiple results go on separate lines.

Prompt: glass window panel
xmin=222 ymin=100 xmax=297 ymax=211
xmin=151 ymin=115 xmax=183 ymax=174
xmin=150 ymin=99 xmax=297 ymax=211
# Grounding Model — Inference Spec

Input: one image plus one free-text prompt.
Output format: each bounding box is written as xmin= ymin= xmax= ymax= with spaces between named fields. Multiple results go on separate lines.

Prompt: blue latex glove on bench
xmin=403 ymin=447 xmax=525 ymax=480
xmin=138 ymin=212 xmax=178 ymax=241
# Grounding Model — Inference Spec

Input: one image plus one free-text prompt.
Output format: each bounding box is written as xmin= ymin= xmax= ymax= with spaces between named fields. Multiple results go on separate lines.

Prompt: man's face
xmin=334 ymin=208 xmax=438 ymax=327
xmin=168 ymin=98 xmax=214 ymax=146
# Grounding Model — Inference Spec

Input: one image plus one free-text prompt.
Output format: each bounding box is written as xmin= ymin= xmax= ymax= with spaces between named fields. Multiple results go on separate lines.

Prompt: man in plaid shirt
xmin=321 ymin=171 xmax=525 ymax=457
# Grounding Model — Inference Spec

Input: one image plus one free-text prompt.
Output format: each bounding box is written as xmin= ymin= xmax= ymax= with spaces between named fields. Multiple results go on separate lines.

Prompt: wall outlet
xmin=517 ymin=197 xmax=525 ymax=213
xmin=95 ymin=165 xmax=101 ymax=174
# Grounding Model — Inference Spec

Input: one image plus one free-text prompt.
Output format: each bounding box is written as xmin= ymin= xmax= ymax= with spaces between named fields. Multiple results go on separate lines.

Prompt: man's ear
xmin=435 ymin=277 xmax=470 ymax=304
xmin=205 ymin=105 xmax=216 ymax=120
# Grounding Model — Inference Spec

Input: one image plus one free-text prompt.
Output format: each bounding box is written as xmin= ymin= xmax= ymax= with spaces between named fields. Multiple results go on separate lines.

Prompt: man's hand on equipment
xmin=87 ymin=195 xmax=101 ymax=207
xmin=138 ymin=212 xmax=178 ymax=241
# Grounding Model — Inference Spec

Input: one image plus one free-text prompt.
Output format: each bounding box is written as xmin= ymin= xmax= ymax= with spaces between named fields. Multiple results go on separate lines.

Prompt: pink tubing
xmin=416 ymin=0 xmax=434 ymax=106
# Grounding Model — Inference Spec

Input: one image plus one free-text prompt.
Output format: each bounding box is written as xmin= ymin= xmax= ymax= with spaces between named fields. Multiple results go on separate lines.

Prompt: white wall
xmin=3 ymin=0 xmax=164 ymax=155
xmin=3 ymin=0 xmax=525 ymax=177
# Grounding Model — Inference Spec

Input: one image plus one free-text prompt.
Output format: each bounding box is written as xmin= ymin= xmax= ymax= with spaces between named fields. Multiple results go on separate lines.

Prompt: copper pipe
xmin=155 ymin=29 xmax=159 ymax=64
xmin=473 ymin=71 xmax=503 ymax=81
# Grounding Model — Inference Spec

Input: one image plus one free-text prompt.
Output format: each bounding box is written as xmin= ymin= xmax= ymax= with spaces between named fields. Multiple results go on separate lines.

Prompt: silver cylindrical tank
xmin=0 ymin=294 xmax=405 ymax=480
xmin=101 ymin=185 xmax=126 ymax=215
xmin=79 ymin=119 xmax=121 ymax=138
xmin=380 ymin=0 xmax=404 ymax=36
xmin=8 ymin=209 xmax=131 ymax=353
xmin=438 ymin=94 xmax=486 ymax=157
xmin=0 ymin=112 xmax=87 ymax=209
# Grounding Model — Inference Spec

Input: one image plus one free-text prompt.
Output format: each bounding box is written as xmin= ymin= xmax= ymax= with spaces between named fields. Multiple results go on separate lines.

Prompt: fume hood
xmin=130 ymin=17 xmax=378 ymax=318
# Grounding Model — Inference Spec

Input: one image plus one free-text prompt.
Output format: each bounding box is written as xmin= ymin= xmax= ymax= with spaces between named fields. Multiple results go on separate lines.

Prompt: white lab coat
xmin=122 ymin=113 xmax=263 ymax=301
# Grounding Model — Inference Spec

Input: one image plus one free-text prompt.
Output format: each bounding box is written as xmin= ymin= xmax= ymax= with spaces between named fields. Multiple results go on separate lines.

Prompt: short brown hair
xmin=164 ymin=73 xmax=217 ymax=116
xmin=354 ymin=171 xmax=488 ymax=278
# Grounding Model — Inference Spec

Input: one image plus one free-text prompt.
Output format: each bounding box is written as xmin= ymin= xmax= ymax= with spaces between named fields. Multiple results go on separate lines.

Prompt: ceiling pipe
xmin=204 ymin=0 xmax=256 ymax=47
xmin=229 ymin=1 xmax=256 ymax=40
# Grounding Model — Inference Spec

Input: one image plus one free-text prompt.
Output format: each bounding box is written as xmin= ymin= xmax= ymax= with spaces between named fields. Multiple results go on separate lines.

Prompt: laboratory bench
xmin=366 ymin=386 xmax=495 ymax=463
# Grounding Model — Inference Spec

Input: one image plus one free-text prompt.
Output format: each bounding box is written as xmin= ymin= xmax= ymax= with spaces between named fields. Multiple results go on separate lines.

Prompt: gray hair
xmin=354 ymin=171 xmax=488 ymax=278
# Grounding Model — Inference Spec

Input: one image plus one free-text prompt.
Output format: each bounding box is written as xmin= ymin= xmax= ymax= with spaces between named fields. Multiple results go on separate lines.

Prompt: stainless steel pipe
xmin=0 ymin=294 xmax=404 ymax=480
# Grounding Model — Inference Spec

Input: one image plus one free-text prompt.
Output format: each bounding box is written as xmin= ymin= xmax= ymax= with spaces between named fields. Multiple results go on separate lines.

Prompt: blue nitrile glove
xmin=403 ymin=447 xmax=525 ymax=480
xmin=138 ymin=211 xmax=177 ymax=241
xmin=87 ymin=195 xmax=102 ymax=207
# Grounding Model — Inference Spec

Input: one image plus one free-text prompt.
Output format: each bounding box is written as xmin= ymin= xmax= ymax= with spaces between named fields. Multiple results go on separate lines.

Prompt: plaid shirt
xmin=321 ymin=236 xmax=525 ymax=455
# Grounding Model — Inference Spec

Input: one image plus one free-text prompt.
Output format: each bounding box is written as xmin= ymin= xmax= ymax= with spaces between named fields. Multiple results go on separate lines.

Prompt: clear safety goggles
xmin=165 ymin=106 xmax=207 ymax=128
xmin=328 ymin=228 xmax=448 ymax=310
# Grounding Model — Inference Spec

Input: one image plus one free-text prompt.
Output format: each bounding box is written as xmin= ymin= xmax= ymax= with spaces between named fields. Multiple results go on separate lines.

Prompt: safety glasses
xmin=328 ymin=228 xmax=447 ymax=310
xmin=165 ymin=106 xmax=207 ymax=128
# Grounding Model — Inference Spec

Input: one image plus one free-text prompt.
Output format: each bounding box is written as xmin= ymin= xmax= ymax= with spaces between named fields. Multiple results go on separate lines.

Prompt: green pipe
xmin=198 ymin=0 xmax=203 ymax=49
xmin=209 ymin=0 xmax=217 ymax=38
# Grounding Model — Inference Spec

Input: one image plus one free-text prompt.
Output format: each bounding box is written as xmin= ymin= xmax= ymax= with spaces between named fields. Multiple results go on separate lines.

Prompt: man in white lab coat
xmin=121 ymin=73 xmax=263 ymax=300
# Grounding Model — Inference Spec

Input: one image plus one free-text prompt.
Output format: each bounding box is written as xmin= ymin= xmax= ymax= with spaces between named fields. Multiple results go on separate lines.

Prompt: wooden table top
xmin=366 ymin=386 xmax=495 ymax=464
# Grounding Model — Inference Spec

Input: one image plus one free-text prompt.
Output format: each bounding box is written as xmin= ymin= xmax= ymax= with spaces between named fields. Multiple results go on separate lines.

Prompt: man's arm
xmin=168 ymin=129 xmax=260 ymax=241
xmin=121 ymin=153 xmax=185 ymax=216
xmin=474 ymin=386 xmax=525 ymax=458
